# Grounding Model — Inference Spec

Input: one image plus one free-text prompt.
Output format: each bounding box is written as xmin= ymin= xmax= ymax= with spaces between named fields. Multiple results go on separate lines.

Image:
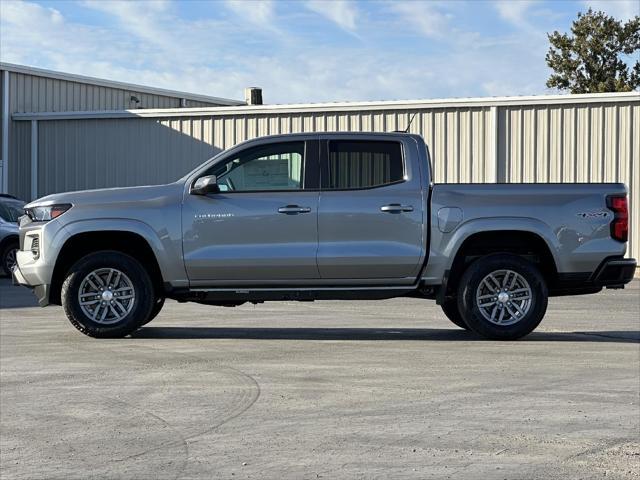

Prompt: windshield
xmin=0 ymin=199 xmax=25 ymax=223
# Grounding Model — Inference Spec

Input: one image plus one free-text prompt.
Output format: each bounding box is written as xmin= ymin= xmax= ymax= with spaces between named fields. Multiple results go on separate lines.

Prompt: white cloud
xmin=583 ymin=0 xmax=639 ymax=21
xmin=0 ymin=0 xmax=554 ymax=104
xmin=225 ymin=0 xmax=278 ymax=30
xmin=493 ymin=0 xmax=536 ymax=27
xmin=306 ymin=0 xmax=358 ymax=32
xmin=389 ymin=1 xmax=452 ymax=39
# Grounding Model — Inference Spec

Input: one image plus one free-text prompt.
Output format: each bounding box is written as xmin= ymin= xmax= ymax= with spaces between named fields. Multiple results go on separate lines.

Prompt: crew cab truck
xmin=12 ymin=132 xmax=636 ymax=340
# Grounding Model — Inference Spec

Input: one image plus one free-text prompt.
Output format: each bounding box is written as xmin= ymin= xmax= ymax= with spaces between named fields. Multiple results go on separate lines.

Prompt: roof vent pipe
xmin=244 ymin=87 xmax=263 ymax=105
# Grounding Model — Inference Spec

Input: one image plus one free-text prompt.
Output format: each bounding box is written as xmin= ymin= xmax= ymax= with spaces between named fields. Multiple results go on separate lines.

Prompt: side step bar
xmin=171 ymin=285 xmax=419 ymax=303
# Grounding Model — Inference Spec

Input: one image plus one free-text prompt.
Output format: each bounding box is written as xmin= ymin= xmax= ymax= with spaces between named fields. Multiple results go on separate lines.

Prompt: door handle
xmin=278 ymin=205 xmax=312 ymax=214
xmin=380 ymin=204 xmax=414 ymax=213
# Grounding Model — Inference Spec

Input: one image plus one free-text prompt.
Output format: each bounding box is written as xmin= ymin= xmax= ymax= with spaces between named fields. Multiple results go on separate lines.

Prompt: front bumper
xmin=591 ymin=257 xmax=637 ymax=288
xmin=11 ymin=264 xmax=50 ymax=307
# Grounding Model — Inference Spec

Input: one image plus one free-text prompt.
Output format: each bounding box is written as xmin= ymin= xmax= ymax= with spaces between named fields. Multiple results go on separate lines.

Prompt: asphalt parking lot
xmin=1 ymin=278 xmax=639 ymax=480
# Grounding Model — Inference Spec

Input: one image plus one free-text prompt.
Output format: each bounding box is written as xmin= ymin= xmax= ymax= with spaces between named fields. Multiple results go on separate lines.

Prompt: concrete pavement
xmin=1 ymin=278 xmax=638 ymax=479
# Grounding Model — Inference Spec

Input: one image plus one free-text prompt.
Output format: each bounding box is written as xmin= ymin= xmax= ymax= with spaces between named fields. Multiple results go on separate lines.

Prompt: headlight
xmin=25 ymin=204 xmax=72 ymax=222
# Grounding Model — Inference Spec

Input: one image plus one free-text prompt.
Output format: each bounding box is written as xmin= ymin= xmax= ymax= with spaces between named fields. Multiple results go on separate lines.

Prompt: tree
xmin=546 ymin=8 xmax=640 ymax=93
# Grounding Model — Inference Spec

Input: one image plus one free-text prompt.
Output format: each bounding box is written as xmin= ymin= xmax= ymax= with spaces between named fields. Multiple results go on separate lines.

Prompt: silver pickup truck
xmin=12 ymin=132 xmax=636 ymax=340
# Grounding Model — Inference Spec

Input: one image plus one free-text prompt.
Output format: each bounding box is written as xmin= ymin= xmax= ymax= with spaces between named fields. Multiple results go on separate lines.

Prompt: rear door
xmin=182 ymin=139 xmax=320 ymax=285
xmin=317 ymin=136 xmax=425 ymax=283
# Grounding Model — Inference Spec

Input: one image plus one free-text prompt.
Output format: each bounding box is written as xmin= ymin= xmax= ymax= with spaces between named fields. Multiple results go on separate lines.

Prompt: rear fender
xmin=422 ymin=217 xmax=561 ymax=284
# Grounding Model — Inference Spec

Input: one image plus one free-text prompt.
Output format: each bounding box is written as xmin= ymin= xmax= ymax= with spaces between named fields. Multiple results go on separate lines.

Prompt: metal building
xmin=0 ymin=62 xmax=245 ymax=196
xmin=1 ymin=63 xmax=639 ymax=260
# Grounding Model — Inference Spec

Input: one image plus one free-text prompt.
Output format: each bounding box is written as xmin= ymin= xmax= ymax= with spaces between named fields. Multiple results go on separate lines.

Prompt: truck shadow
xmin=132 ymin=327 xmax=639 ymax=343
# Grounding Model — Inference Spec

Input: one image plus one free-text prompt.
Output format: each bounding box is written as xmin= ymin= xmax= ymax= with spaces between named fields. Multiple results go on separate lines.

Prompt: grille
xmin=30 ymin=236 xmax=40 ymax=259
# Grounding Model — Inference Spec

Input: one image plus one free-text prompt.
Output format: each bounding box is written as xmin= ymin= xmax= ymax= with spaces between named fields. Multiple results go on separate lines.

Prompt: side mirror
xmin=190 ymin=175 xmax=219 ymax=195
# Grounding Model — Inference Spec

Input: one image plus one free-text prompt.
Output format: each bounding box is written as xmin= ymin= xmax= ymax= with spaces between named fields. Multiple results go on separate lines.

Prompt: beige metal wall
xmin=497 ymin=101 xmax=639 ymax=260
xmin=153 ymin=107 xmax=497 ymax=183
xmin=37 ymin=118 xmax=216 ymax=194
xmin=0 ymin=71 xmax=4 ymax=158
xmin=1 ymin=67 xmax=232 ymax=198
xmin=7 ymin=71 xmax=205 ymax=113
xmin=17 ymin=95 xmax=640 ymax=259
xmin=33 ymin=107 xmax=497 ymax=193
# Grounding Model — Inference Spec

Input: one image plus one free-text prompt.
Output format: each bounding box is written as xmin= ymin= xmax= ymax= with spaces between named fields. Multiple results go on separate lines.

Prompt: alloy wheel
xmin=77 ymin=268 xmax=136 ymax=324
xmin=475 ymin=269 xmax=532 ymax=326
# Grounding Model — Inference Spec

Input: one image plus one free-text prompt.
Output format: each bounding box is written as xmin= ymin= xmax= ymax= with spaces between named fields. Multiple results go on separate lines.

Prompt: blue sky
xmin=0 ymin=0 xmax=638 ymax=103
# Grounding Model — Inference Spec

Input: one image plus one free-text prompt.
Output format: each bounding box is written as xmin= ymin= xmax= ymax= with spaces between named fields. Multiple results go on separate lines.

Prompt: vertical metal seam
xmin=519 ymin=109 xmax=524 ymax=183
xmin=614 ymin=104 xmax=619 ymax=180
xmin=545 ymin=108 xmax=551 ymax=182
xmin=1 ymin=70 xmax=9 ymax=193
xmin=629 ymin=105 xmax=635 ymax=258
xmin=529 ymin=107 xmax=534 ymax=181
xmin=573 ymin=108 xmax=578 ymax=183
xmin=600 ymin=105 xmax=605 ymax=181
xmin=489 ymin=105 xmax=500 ymax=183
xmin=559 ymin=107 xmax=564 ymax=182
xmin=586 ymin=107 xmax=591 ymax=180
xmin=455 ymin=110 xmax=461 ymax=183
xmin=30 ymin=120 xmax=37 ymax=199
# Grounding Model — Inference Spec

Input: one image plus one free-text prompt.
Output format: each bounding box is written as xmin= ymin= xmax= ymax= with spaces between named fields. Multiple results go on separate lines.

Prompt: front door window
xmin=206 ymin=142 xmax=305 ymax=192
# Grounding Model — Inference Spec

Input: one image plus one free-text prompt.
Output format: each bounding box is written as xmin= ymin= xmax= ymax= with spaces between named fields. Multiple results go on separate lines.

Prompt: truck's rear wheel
xmin=440 ymin=299 xmax=469 ymax=330
xmin=61 ymin=251 xmax=155 ymax=338
xmin=457 ymin=254 xmax=548 ymax=340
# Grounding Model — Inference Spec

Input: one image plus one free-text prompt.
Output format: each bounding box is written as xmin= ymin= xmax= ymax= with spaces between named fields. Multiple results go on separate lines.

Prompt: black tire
xmin=1 ymin=240 xmax=19 ymax=276
xmin=61 ymin=251 xmax=155 ymax=338
xmin=142 ymin=297 xmax=165 ymax=326
xmin=440 ymin=298 xmax=470 ymax=330
xmin=457 ymin=254 xmax=548 ymax=340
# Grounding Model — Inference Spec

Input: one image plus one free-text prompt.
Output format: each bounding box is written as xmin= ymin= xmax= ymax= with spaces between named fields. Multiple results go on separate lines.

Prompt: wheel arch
xmin=440 ymin=223 xmax=559 ymax=302
xmin=49 ymin=229 xmax=165 ymax=305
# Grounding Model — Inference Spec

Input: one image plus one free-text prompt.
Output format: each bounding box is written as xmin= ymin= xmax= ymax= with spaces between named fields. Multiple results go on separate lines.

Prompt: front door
xmin=317 ymin=138 xmax=425 ymax=282
xmin=182 ymin=140 xmax=320 ymax=286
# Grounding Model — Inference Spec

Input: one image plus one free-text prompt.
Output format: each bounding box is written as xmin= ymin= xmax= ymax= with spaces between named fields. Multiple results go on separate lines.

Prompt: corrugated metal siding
xmin=0 ymin=71 xmax=4 ymax=158
xmin=28 ymin=97 xmax=640 ymax=260
xmin=7 ymin=72 xmax=185 ymax=113
xmin=41 ymin=112 xmax=496 ymax=192
xmin=499 ymin=101 xmax=639 ymax=259
xmin=183 ymin=99 xmax=223 ymax=108
xmin=0 ymin=67 xmax=238 ymax=199
xmin=149 ymin=108 xmax=495 ymax=184
xmin=2 ymin=70 xmax=236 ymax=114
xmin=8 ymin=120 xmax=30 ymax=199
xmin=38 ymin=118 xmax=220 ymax=193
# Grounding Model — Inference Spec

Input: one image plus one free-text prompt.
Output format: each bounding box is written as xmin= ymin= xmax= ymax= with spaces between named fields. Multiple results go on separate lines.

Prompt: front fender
xmin=60 ymin=218 xmax=188 ymax=288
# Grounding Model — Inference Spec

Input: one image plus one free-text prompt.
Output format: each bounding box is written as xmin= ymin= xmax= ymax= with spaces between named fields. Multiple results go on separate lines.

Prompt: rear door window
xmin=322 ymin=140 xmax=404 ymax=190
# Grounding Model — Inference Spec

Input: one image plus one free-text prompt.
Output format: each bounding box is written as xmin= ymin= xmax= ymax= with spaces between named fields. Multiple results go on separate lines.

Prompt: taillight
xmin=606 ymin=195 xmax=628 ymax=242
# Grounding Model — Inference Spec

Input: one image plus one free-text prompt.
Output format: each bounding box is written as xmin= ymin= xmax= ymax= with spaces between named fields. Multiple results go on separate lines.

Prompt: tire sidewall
xmin=441 ymin=298 xmax=470 ymax=330
xmin=1 ymin=242 xmax=18 ymax=276
xmin=62 ymin=251 xmax=154 ymax=338
xmin=457 ymin=254 xmax=548 ymax=340
xmin=142 ymin=296 xmax=165 ymax=326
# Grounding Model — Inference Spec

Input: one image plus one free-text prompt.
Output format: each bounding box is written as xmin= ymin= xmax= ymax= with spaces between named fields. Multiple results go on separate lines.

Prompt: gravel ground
xmin=1 ymin=278 xmax=639 ymax=480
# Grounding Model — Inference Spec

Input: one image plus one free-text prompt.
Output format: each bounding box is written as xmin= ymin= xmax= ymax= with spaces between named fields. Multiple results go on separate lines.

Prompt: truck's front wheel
xmin=61 ymin=251 xmax=155 ymax=338
xmin=457 ymin=254 xmax=548 ymax=340
xmin=440 ymin=299 xmax=470 ymax=330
